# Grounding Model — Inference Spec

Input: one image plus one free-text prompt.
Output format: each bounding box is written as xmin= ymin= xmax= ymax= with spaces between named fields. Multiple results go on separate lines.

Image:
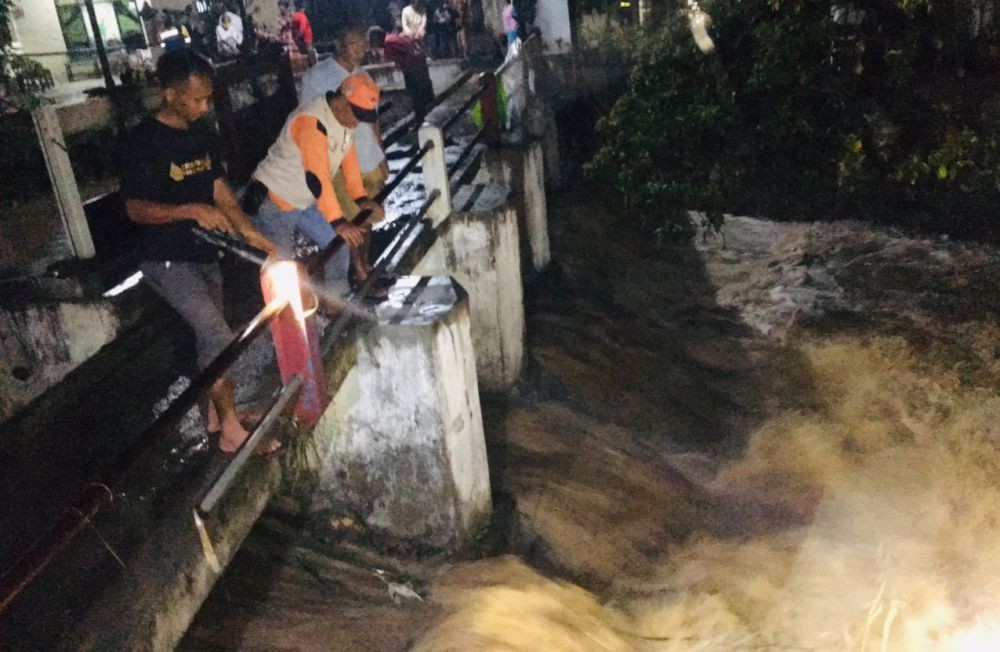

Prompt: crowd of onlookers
xmin=111 ymin=0 xmax=530 ymax=90
xmin=390 ymin=0 xmax=470 ymax=60
xmin=145 ymin=0 xmax=472 ymax=66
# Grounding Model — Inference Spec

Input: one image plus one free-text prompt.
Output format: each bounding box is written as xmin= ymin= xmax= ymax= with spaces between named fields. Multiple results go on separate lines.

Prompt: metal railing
xmin=0 ymin=290 xmax=288 ymax=613
xmin=311 ymin=138 xmax=435 ymax=273
xmin=382 ymin=68 xmax=477 ymax=149
xmin=197 ymin=375 xmax=304 ymax=515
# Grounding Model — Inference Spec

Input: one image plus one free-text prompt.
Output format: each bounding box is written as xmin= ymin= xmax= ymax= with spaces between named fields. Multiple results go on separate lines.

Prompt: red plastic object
xmin=260 ymin=261 xmax=330 ymax=426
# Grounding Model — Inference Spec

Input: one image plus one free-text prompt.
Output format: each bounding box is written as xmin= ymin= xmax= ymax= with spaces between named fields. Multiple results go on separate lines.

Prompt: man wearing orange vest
xmin=246 ymin=74 xmax=384 ymax=304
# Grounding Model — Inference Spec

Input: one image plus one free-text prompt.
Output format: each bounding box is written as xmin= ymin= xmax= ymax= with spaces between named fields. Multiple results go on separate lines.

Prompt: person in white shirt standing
xmin=401 ymin=0 xmax=428 ymax=42
xmin=298 ymin=27 xmax=392 ymax=296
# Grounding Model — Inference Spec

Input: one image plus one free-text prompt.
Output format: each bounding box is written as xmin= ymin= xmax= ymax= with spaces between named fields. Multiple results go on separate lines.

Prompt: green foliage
xmin=587 ymin=0 xmax=1000 ymax=240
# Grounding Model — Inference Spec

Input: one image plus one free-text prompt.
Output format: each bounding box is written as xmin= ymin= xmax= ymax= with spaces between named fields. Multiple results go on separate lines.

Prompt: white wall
xmin=11 ymin=1 xmax=69 ymax=82
xmin=534 ymin=0 xmax=572 ymax=51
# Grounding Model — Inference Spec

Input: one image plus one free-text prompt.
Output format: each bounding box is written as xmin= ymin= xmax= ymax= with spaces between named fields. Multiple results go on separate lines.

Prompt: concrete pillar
xmin=418 ymin=123 xmax=453 ymax=227
xmin=414 ymin=184 xmax=524 ymax=390
xmin=313 ymin=276 xmax=491 ymax=549
xmin=473 ymin=141 xmax=551 ymax=275
xmin=32 ymin=105 xmax=96 ymax=260
xmin=522 ymin=37 xmax=563 ymax=189
xmin=520 ymin=140 xmax=551 ymax=271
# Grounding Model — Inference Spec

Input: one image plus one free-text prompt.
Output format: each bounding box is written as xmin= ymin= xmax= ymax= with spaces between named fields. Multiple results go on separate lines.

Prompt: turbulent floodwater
xmin=183 ymin=187 xmax=999 ymax=651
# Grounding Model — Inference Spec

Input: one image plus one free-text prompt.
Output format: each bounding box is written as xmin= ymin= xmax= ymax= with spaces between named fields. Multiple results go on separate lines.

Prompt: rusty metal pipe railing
xmin=431 ymin=68 xmax=477 ymax=112
xmin=320 ymin=189 xmax=439 ymax=355
xmin=376 ymin=193 xmax=436 ymax=276
xmin=382 ymin=113 xmax=419 ymax=149
xmin=447 ymin=124 xmax=487 ymax=178
xmin=382 ymin=68 xmax=477 ymax=148
xmin=191 ymin=226 xmax=268 ymax=266
xmin=442 ymin=81 xmax=487 ymax=133
xmin=197 ymin=374 xmax=304 ymax=515
xmin=310 ymin=139 xmax=435 ymax=274
xmin=0 ymin=296 xmax=289 ymax=615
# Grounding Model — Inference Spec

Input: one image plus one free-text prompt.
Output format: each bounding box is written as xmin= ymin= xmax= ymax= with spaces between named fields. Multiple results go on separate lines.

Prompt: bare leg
xmin=207 ymin=377 xmax=248 ymax=453
xmin=206 ymin=398 xmax=220 ymax=434
xmin=206 ymin=378 xmax=280 ymax=454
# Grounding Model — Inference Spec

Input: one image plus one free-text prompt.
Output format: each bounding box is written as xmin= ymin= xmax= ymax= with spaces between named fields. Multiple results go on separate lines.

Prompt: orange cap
xmin=340 ymin=74 xmax=380 ymax=122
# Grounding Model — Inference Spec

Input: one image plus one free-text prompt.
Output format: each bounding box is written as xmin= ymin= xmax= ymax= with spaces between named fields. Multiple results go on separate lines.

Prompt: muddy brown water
xmin=181 ymin=185 xmax=1000 ymax=651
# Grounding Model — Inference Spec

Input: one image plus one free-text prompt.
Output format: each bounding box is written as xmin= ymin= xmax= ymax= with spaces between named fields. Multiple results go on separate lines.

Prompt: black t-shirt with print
xmin=120 ymin=117 xmax=224 ymax=263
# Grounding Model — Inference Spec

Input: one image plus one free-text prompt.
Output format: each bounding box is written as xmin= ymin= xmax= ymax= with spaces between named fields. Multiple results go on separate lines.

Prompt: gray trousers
xmin=140 ymin=260 xmax=234 ymax=370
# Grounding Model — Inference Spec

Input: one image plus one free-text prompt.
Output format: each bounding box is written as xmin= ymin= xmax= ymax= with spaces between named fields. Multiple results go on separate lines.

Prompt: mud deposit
xmin=182 ymin=188 xmax=999 ymax=651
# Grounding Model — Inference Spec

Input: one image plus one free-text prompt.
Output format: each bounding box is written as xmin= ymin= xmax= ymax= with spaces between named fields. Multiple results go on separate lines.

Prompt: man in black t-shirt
xmin=121 ymin=49 xmax=279 ymax=455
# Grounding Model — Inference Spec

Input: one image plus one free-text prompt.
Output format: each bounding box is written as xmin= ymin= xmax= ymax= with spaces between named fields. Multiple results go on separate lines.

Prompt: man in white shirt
xmin=401 ymin=0 xmax=427 ymax=41
xmin=215 ymin=11 xmax=243 ymax=58
xmin=298 ymin=27 xmax=391 ymax=293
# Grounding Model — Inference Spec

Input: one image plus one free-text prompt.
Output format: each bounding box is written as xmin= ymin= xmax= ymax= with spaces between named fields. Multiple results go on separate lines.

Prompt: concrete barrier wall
xmin=414 ymin=184 xmax=525 ymax=390
xmin=73 ymin=461 xmax=280 ymax=651
xmin=0 ymin=297 xmax=135 ymax=424
xmin=311 ymin=276 xmax=491 ymax=548
xmin=521 ymin=139 xmax=551 ymax=271
xmin=473 ymin=140 xmax=550 ymax=276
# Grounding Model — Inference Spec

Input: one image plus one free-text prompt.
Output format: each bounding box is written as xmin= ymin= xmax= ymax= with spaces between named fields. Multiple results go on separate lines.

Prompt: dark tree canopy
xmin=588 ymin=1 xmax=1000 ymax=241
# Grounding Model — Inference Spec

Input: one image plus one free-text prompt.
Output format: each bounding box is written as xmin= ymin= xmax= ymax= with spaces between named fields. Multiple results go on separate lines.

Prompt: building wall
xmin=479 ymin=0 xmax=572 ymax=52
xmin=11 ymin=1 xmax=72 ymax=83
xmin=535 ymin=0 xmax=572 ymax=51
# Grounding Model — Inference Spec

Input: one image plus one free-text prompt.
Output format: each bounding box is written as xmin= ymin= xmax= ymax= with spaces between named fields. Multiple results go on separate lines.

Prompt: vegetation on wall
xmin=587 ymin=1 xmax=1000 ymax=241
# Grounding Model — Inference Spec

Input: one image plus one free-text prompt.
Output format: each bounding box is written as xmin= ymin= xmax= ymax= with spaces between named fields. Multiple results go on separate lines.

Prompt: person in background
xmin=182 ymin=4 xmax=206 ymax=54
xmin=245 ymin=75 xmax=386 ymax=306
xmin=502 ymin=0 xmax=518 ymax=44
xmin=120 ymin=50 xmax=279 ymax=455
xmin=291 ymin=0 xmax=314 ymax=55
xmin=429 ymin=1 xmax=455 ymax=59
xmin=364 ymin=25 xmax=386 ymax=63
xmin=371 ymin=26 xmax=435 ymax=120
xmin=215 ymin=11 xmax=244 ymax=59
xmin=401 ymin=0 xmax=427 ymax=42
xmin=387 ymin=0 xmax=404 ymax=33
xmin=501 ymin=0 xmax=521 ymax=61
xmin=450 ymin=0 xmax=468 ymax=60
xmin=277 ymin=0 xmax=296 ymax=50
xmin=503 ymin=0 xmax=519 ymax=41
xmin=159 ymin=14 xmax=191 ymax=53
xmin=299 ymin=28 xmax=392 ymax=296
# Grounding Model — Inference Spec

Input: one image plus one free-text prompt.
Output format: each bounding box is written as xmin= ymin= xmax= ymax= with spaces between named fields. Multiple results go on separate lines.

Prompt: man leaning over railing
xmin=242 ymin=74 xmax=386 ymax=311
xmin=299 ymin=27 xmax=393 ymax=300
xmin=120 ymin=50 xmax=281 ymax=456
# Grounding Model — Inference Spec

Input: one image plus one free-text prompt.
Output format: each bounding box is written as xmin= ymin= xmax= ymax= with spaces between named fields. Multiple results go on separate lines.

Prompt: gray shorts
xmin=139 ymin=260 xmax=235 ymax=370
